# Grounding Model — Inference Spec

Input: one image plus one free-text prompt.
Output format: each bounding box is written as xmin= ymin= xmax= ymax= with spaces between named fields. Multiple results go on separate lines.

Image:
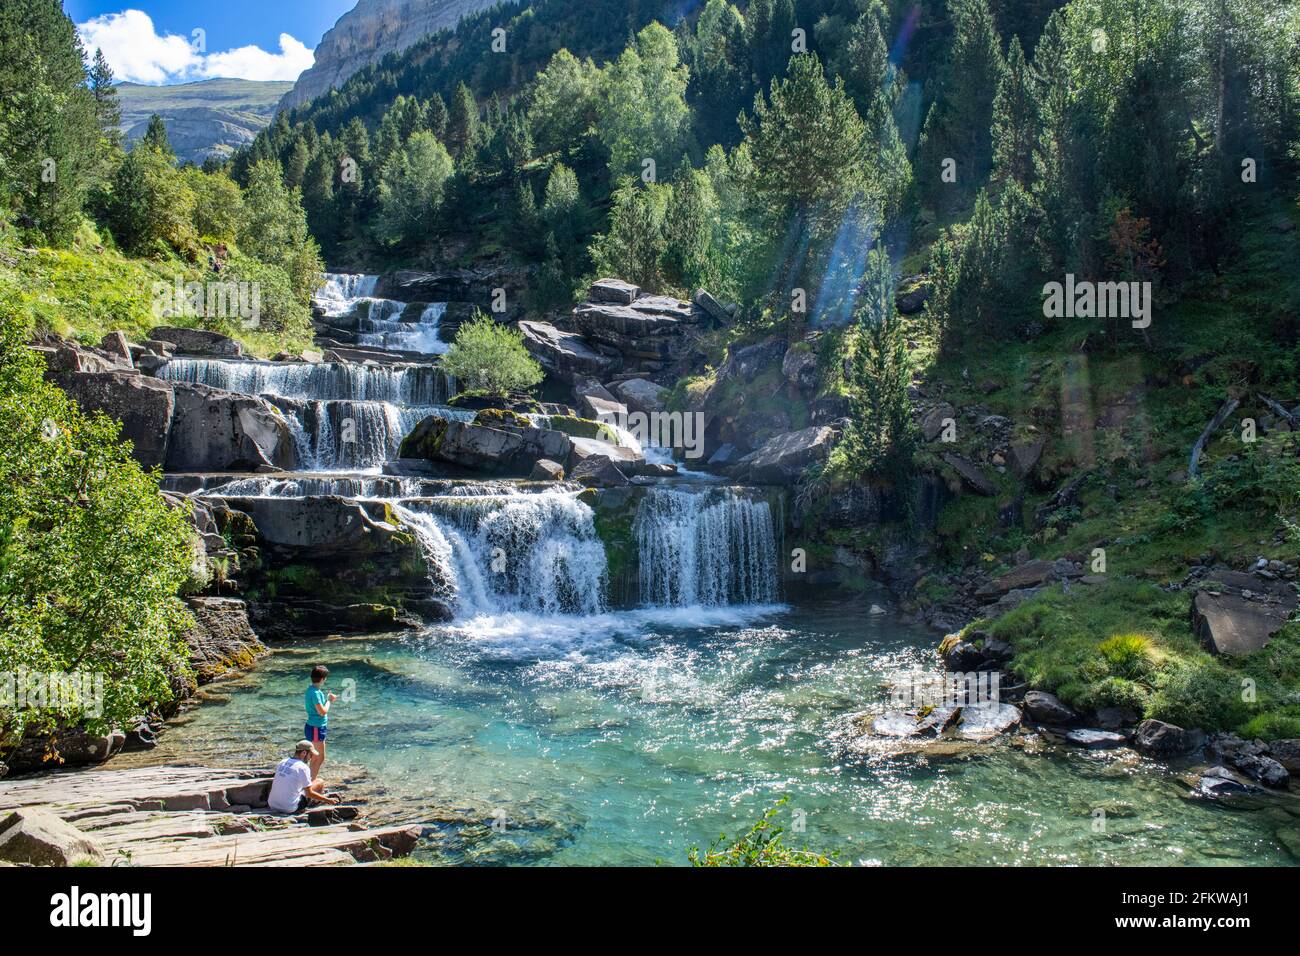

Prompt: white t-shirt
xmin=268 ymin=757 xmax=313 ymax=813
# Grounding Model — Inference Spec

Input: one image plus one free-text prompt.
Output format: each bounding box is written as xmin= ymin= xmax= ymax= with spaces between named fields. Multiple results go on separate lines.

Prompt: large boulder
xmin=182 ymin=596 xmax=267 ymax=684
xmin=578 ymin=394 xmax=628 ymax=423
xmin=58 ymin=370 xmax=175 ymax=469
xmin=731 ymin=426 xmax=836 ymax=484
xmin=976 ymin=560 xmax=1056 ymax=599
xmin=610 ymin=378 xmax=669 ymax=416
xmin=221 ymin=495 xmax=410 ymax=558
xmin=1023 ymin=690 xmax=1077 ymax=725
xmin=149 ymin=326 xmax=243 ymax=357
xmin=165 ymin=383 xmax=297 ymax=472
xmin=399 ymin=411 xmax=572 ymax=476
xmin=34 ymin=342 xmax=120 ymax=376
xmin=529 ymin=459 xmax=565 ymax=481
xmin=1133 ymin=719 xmax=1199 ymax=757
xmin=588 ymin=278 xmax=640 ymax=305
xmin=575 ymin=302 xmax=684 ymax=342
xmin=518 ymin=320 xmax=619 ymax=381
xmin=1267 ymin=739 xmax=1300 ymax=773
xmin=567 ymin=436 xmax=642 ymax=473
xmin=941 ymin=453 xmax=997 ymax=496
xmin=1192 ymin=570 xmax=1297 ymax=656
xmin=0 ymin=809 xmax=104 ymax=866
xmin=570 ymin=454 xmax=629 ymax=488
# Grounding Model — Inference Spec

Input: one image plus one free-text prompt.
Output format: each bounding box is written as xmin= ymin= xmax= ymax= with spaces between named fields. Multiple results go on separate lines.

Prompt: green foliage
xmin=588 ymin=179 xmax=670 ymax=290
xmin=843 ymin=247 xmax=917 ymax=489
xmin=376 ymin=132 xmax=454 ymax=243
xmin=528 ymin=50 xmax=602 ymax=157
xmin=688 ymin=798 xmax=839 ymax=867
xmin=238 ymin=159 xmax=324 ymax=307
xmin=104 ymin=141 xmax=197 ymax=255
xmin=1097 ymin=633 xmax=1156 ymax=680
xmin=0 ymin=301 xmax=193 ymax=756
xmin=598 ymin=22 xmax=691 ymax=179
xmin=0 ymin=0 xmax=99 ymax=246
xmin=441 ymin=312 xmax=544 ymax=398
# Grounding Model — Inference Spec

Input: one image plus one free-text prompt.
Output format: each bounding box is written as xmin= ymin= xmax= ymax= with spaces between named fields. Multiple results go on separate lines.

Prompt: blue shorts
xmin=305 ymin=724 xmax=327 ymax=743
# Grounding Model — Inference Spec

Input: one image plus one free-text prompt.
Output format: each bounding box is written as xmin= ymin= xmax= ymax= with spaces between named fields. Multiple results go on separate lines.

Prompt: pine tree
xmin=447 ymin=83 xmax=480 ymax=162
xmin=0 ymin=0 xmax=100 ymax=245
xmin=916 ymin=0 xmax=1006 ymax=215
xmin=141 ymin=114 xmax=174 ymax=159
xmin=991 ymin=36 xmax=1041 ymax=190
xmin=88 ymin=48 xmax=121 ymax=139
xmin=849 ymin=246 xmax=916 ymax=490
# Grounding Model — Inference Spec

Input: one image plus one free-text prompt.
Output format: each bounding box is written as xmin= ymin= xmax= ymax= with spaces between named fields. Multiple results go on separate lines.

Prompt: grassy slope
xmin=908 ymin=198 xmax=1300 ymax=736
xmin=0 ymin=223 xmax=312 ymax=358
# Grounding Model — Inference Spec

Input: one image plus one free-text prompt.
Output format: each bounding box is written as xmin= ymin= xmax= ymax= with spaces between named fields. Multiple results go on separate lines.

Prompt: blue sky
xmin=65 ymin=1 xmax=359 ymax=84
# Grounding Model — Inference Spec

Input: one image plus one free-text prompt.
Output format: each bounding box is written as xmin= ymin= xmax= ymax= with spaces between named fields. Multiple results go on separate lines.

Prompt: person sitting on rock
xmin=304 ymin=664 xmax=336 ymax=778
xmin=267 ymin=741 xmax=341 ymax=814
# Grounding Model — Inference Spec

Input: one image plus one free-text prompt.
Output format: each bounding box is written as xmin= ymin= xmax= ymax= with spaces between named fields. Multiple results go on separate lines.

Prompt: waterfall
xmin=394 ymin=491 xmax=608 ymax=617
xmin=358 ymin=302 xmax=449 ymax=355
xmin=156 ymin=358 xmax=452 ymax=405
xmin=314 ymin=273 xmax=379 ymax=316
xmin=287 ymin=400 xmax=472 ymax=470
xmin=633 ymin=487 xmax=779 ymax=607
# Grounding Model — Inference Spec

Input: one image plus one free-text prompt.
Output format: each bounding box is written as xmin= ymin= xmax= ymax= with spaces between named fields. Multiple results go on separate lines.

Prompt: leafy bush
xmin=0 ymin=303 xmax=194 ymax=758
xmin=688 ymin=798 xmax=838 ymax=867
xmin=1148 ymin=657 xmax=1250 ymax=731
xmin=441 ymin=313 xmax=543 ymax=398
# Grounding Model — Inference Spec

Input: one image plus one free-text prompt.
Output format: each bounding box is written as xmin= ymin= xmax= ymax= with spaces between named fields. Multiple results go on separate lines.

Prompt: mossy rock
xmin=473 ymin=408 xmax=531 ymax=429
xmin=399 ymin=417 xmax=450 ymax=458
xmin=543 ymin=414 xmax=620 ymax=444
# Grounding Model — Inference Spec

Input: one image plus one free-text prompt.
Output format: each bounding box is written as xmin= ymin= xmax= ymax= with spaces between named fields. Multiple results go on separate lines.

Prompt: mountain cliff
xmin=279 ymin=0 xmax=512 ymax=112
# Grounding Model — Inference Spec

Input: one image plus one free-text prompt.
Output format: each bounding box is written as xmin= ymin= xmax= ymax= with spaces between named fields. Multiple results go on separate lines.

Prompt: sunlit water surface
xmin=133 ymin=587 xmax=1300 ymax=866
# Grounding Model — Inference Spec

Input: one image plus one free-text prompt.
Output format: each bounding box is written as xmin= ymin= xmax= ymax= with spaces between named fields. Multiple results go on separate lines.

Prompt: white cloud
xmin=77 ymin=10 xmax=313 ymax=85
xmin=203 ymin=35 xmax=315 ymax=82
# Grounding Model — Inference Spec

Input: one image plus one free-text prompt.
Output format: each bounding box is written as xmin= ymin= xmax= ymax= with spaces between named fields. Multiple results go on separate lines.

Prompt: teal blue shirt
xmin=305 ymin=685 xmax=328 ymax=728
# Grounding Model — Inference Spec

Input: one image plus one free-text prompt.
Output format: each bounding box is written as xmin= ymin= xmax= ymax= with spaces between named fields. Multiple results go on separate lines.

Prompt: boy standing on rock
xmin=304 ymin=665 xmax=336 ymax=778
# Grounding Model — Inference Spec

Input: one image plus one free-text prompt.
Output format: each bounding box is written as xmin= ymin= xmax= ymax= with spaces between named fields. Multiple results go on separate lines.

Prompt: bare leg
xmin=310 ymin=738 xmax=326 ymax=778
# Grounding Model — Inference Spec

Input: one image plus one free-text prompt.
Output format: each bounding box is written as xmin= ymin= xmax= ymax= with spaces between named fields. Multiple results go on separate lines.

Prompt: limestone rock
xmin=0 ymin=808 xmax=104 ymax=866
xmin=150 ymin=326 xmax=243 ymax=357
xmin=731 ymin=426 xmax=836 ymax=484
xmin=182 ymin=597 xmax=267 ymax=685
xmin=941 ymin=453 xmax=997 ymax=496
xmin=977 ymin=559 xmax=1056 ymax=599
xmin=1023 ymin=690 xmax=1077 ymax=725
xmin=588 ymin=278 xmax=640 ymax=305
xmin=921 ymin=403 xmax=956 ymax=441
xmin=610 ymin=378 xmax=668 ymax=415
xmin=57 ymin=370 xmax=175 ymax=469
xmin=1064 ymin=729 xmax=1127 ymax=749
xmin=570 ymin=455 xmax=628 ymax=487
xmin=1133 ymin=719 xmax=1195 ymax=757
xmin=529 ymin=459 xmax=565 ymax=481
xmin=280 ymin=0 xmax=506 ymax=110
xmin=165 ymin=383 xmax=297 ymax=472
xmin=1190 ymin=567 xmax=1294 ymax=658
xmin=518 ymin=320 xmax=618 ymax=381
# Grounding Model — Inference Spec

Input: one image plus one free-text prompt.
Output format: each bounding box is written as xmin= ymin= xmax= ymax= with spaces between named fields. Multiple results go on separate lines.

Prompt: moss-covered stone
xmin=398 ymin=416 xmax=449 ymax=458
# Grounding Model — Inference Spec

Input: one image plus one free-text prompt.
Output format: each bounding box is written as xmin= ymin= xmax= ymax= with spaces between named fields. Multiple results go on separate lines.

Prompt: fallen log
xmin=1188 ymin=397 xmax=1239 ymax=479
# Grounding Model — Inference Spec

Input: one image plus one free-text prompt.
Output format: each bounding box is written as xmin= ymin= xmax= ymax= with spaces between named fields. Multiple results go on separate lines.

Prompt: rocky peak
xmin=280 ymin=0 xmax=512 ymax=111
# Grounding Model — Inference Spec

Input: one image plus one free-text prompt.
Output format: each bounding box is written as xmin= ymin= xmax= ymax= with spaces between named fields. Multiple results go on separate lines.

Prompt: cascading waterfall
xmin=315 ymin=273 xmax=379 ymax=315
xmin=317 ymin=272 xmax=449 ymax=356
xmin=156 ymin=358 xmax=452 ymax=405
xmin=286 ymin=400 xmax=472 ymax=470
xmin=358 ymin=302 xmax=449 ymax=355
xmin=394 ymin=491 xmax=608 ymax=617
xmin=633 ymin=487 xmax=779 ymax=607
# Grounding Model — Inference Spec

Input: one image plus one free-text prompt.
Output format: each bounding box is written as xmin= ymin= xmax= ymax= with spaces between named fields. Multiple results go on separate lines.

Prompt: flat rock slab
xmin=0 ymin=765 xmax=420 ymax=867
xmin=1064 ymin=729 xmax=1128 ymax=749
xmin=1192 ymin=590 xmax=1293 ymax=656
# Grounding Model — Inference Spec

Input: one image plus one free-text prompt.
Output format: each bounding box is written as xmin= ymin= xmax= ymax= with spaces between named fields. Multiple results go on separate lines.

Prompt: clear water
xmin=133 ymin=586 xmax=1300 ymax=866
